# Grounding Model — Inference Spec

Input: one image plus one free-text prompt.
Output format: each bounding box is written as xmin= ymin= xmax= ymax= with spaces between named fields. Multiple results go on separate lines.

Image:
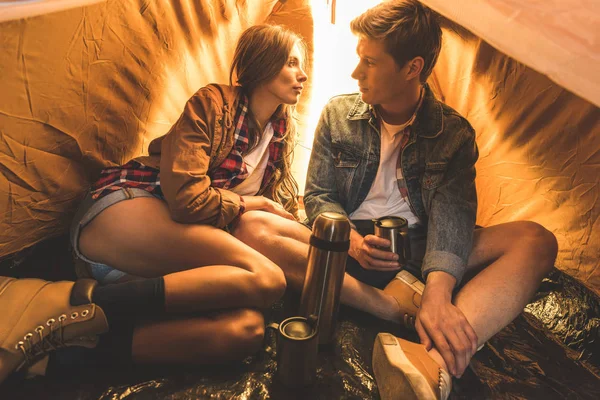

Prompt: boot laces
xmin=15 ymin=309 xmax=90 ymax=366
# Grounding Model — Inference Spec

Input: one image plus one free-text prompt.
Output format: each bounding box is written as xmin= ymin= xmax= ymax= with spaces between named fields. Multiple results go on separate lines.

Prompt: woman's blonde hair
xmin=230 ymin=24 xmax=307 ymax=216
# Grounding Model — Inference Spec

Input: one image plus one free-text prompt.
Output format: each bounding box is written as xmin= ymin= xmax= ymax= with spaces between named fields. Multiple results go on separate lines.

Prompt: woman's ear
xmin=406 ymin=56 xmax=424 ymax=80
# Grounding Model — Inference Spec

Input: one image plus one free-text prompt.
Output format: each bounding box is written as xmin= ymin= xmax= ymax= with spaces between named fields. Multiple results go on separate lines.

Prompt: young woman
xmin=0 ymin=24 xmax=308 ymax=384
xmin=73 ymin=23 xmax=308 ymax=363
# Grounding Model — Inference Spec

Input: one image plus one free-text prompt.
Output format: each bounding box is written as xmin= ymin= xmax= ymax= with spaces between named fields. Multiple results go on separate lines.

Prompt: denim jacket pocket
xmin=422 ymin=162 xmax=447 ymax=189
xmin=332 ymin=145 xmax=360 ymax=168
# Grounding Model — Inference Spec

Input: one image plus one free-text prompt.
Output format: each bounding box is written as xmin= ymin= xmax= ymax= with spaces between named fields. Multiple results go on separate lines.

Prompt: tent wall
xmin=430 ymin=24 xmax=599 ymax=295
xmin=0 ymin=0 xmax=313 ymax=257
xmin=1 ymin=0 xmax=598 ymax=295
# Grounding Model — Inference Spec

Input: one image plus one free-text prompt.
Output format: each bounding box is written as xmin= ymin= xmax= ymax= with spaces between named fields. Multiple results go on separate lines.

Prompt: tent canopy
xmin=0 ymin=0 xmax=598 ymax=295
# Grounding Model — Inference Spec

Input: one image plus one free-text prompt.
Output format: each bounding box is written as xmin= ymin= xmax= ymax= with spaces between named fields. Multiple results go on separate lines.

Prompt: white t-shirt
xmin=349 ymin=119 xmax=420 ymax=225
xmin=231 ymin=122 xmax=275 ymax=196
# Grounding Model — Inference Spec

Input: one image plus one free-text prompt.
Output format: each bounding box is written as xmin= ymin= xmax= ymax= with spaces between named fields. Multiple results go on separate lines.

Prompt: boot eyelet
xmin=58 ymin=314 xmax=67 ymax=322
xmin=15 ymin=341 xmax=24 ymax=350
xmin=71 ymin=312 xmax=79 ymax=319
xmin=47 ymin=318 xmax=56 ymax=326
xmin=81 ymin=310 xmax=89 ymax=317
xmin=24 ymin=333 xmax=33 ymax=340
xmin=35 ymin=325 xmax=44 ymax=333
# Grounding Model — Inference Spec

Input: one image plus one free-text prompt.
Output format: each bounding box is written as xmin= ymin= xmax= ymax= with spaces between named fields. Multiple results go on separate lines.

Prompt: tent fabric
xmin=0 ymin=0 xmax=599 ymax=398
xmin=0 ymin=0 xmax=105 ymax=23
xmin=0 ymin=0 xmax=598 ymax=296
xmin=428 ymin=18 xmax=599 ymax=295
xmin=421 ymin=0 xmax=600 ymax=108
xmin=0 ymin=0 xmax=312 ymax=258
xmin=420 ymin=0 xmax=600 ymax=295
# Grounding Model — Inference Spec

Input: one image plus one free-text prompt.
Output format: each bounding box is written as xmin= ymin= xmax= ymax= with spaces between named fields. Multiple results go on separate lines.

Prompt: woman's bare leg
xmin=132 ymin=309 xmax=265 ymax=365
xmin=78 ymin=197 xmax=286 ymax=312
xmin=232 ymin=211 xmax=401 ymax=321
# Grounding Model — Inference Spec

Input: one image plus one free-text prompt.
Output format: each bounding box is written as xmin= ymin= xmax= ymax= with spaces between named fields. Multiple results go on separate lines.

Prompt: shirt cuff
xmin=421 ymin=250 xmax=466 ymax=287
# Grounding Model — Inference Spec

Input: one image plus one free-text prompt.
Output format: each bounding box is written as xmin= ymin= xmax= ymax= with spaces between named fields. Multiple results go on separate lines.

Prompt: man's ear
xmin=406 ymin=56 xmax=424 ymax=80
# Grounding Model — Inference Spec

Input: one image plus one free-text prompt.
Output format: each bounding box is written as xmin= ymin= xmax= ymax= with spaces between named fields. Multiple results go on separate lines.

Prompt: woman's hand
xmin=415 ymin=271 xmax=478 ymax=378
xmin=348 ymin=229 xmax=401 ymax=271
xmin=242 ymin=196 xmax=295 ymax=220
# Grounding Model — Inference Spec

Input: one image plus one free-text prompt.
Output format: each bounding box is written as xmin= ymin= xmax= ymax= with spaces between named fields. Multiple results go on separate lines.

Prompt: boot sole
xmin=372 ymin=333 xmax=437 ymax=400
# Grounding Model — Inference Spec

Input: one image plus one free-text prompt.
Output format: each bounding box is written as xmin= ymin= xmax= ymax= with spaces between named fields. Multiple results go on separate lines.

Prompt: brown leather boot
xmin=383 ymin=270 xmax=424 ymax=328
xmin=0 ymin=277 xmax=109 ymax=384
xmin=373 ymin=333 xmax=451 ymax=400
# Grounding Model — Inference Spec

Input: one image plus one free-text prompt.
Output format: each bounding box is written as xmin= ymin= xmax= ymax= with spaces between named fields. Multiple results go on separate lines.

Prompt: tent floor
xmin=1 ymin=235 xmax=599 ymax=399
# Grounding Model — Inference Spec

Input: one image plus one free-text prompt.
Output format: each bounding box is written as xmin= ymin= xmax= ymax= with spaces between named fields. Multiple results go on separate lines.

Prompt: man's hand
xmin=415 ymin=271 xmax=478 ymax=378
xmin=241 ymin=196 xmax=295 ymax=220
xmin=348 ymin=229 xmax=401 ymax=271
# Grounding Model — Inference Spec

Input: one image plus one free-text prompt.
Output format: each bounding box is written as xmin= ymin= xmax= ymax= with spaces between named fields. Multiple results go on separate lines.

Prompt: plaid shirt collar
xmin=211 ymin=93 xmax=286 ymax=190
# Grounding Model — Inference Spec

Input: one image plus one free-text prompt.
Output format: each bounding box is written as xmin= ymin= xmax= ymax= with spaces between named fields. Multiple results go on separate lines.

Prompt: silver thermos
xmin=299 ymin=212 xmax=351 ymax=345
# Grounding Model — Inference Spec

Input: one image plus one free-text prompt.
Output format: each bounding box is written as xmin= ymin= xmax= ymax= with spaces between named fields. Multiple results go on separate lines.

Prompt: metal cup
xmin=373 ymin=216 xmax=411 ymax=266
xmin=268 ymin=316 xmax=319 ymax=388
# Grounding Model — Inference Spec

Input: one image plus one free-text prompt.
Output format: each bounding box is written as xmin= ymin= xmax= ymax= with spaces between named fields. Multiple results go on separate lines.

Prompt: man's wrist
xmin=349 ymin=229 xmax=363 ymax=259
xmin=425 ymin=271 xmax=456 ymax=296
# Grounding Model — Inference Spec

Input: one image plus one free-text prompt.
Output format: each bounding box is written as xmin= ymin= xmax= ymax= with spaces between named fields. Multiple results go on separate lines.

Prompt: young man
xmin=234 ymin=1 xmax=557 ymax=399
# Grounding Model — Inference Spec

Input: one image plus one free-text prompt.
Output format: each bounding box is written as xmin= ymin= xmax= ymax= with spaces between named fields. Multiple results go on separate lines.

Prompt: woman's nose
xmin=298 ymin=68 xmax=308 ymax=82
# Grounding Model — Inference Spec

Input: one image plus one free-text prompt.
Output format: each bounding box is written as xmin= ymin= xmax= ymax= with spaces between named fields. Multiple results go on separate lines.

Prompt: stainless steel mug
xmin=268 ymin=316 xmax=319 ymax=388
xmin=299 ymin=212 xmax=351 ymax=345
xmin=373 ymin=216 xmax=411 ymax=266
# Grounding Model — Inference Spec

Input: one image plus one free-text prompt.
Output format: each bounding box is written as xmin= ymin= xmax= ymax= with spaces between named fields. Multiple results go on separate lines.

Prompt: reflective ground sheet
xmin=1 ymin=239 xmax=599 ymax=400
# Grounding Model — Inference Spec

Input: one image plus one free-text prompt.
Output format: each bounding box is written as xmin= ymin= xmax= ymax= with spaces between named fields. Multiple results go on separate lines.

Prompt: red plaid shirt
xmin=90 ymin=160 xmax=162 ymax=200
xmin=211 ymin=94 xmax=286 ymax=190
xmin=90 ymin=93 xmax=286 ymax=201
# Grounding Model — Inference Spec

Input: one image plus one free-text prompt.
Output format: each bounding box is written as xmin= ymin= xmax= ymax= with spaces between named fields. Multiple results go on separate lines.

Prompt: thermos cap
xmin=312 ymin=212 xmax=351 ymax=242
xmin=374 ymin=216 xmax=408 ymax=229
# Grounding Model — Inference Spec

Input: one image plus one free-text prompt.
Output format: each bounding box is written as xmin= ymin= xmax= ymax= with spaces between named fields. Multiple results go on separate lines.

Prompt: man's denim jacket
xmin=304 ymin=85 xmax=479 ymax=286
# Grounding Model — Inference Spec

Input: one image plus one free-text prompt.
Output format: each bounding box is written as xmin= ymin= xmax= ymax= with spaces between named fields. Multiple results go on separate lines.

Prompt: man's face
xmin=351 ymin=37 xmax=410 ymax=106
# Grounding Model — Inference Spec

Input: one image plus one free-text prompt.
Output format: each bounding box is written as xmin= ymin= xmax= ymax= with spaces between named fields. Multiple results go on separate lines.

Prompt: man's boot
xmin=0 ymin=277 xmax=109 ymax=384
xmin=373 ymin=333 xmax=451 ymax=400
xmin=383 ymin=270 xmax=423 ymax=328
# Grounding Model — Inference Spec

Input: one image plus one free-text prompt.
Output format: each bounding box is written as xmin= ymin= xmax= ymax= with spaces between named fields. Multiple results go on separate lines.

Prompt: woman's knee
xmin=253 ymin=264 xmax=286 ymax=308
xmin=218 ymin=309 xmax=266 ymax=359
xmin=135 ymin=310 xmax=266 ymax=364
xmin=232 ymin=210 xmax=275 ymax=244
xmin=232 ymin=212 xmax=287 ymax=304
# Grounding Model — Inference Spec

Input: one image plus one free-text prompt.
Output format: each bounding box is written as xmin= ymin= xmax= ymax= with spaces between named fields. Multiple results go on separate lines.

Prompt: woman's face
xmin=262 ymin=43 xmax=308 ymax=105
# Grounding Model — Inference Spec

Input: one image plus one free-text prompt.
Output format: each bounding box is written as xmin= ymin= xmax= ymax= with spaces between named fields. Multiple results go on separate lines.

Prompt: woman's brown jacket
xmin=135 ymin=84 xmax=279 ymax=229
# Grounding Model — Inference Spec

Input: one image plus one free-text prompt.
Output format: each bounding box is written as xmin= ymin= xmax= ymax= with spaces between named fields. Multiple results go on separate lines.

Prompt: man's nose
xmin=351 ymin=65 xmax=362 ymax=80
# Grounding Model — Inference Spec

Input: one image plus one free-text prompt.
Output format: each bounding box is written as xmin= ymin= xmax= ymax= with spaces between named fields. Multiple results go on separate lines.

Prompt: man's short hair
xmin=350 ymin=0 xmax=442 ymax=82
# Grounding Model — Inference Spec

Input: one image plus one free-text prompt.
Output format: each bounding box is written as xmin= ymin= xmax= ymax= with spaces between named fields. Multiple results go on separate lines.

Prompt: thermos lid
xmin=374 ymin=216 xmax=408 ymax=228
xmin=313 ymin=212 xmax=351 ymax=242
xmin=282 ymin=320 xmax=313 ymax=339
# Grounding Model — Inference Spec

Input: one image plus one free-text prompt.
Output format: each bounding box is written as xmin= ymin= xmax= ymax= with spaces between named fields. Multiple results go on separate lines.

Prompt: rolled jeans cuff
xmin=422 ymin=250 xmax=466 ymax=287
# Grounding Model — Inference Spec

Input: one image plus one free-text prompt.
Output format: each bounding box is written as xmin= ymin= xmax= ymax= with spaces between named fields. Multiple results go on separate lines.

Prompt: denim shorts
xmin=70 ymin=188 xmax=159 ymax=285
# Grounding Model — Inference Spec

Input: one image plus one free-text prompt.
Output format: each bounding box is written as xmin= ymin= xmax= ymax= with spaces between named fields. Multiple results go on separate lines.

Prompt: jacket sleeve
xmin=159 ymin=91 xmax=243 ymax=228
xmin=421 ymin=123 xmax=478 ymax=286
xmin=304 ymin=103 xmax=351 ymax=226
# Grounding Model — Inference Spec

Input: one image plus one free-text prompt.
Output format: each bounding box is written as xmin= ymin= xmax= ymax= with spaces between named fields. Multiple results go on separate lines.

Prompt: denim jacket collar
xmin=346 ymin=83 xmax=444 ymax=138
